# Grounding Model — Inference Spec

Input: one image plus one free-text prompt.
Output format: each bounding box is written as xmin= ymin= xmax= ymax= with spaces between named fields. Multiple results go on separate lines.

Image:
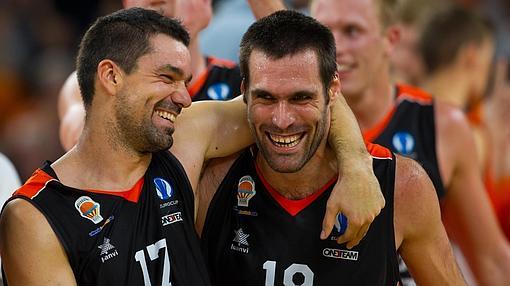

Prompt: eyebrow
xmin=157 ymin=64 xmax=193 ymax=84
xmin=251 ymin=89 xmax=317 ymax=98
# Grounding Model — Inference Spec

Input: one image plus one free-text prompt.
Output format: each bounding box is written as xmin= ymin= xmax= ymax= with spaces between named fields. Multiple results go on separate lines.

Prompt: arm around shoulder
xmin=395 ymin=156 xmax=465 ymax=286
xmin=0 ymin=199 xmax=76 ymax=285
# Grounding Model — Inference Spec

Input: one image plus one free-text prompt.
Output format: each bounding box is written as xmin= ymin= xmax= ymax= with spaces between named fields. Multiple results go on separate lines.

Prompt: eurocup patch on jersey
xmin=392 ymin=132 xmax=415 ymax=156
xmin=75 ymin=196 xmax=104 ymax=224
xmin=154 ymin=178 xmax=173 ymax=200
xmin=334 ymin=213 xmax=348 ymax=236
xmin=207 ymin=82 xmax=231 ymax=100
xmin=237 ymin=175 xmax=256 ymax=207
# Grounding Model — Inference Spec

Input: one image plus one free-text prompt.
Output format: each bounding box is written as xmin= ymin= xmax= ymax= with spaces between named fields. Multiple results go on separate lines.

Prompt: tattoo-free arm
xmin=0 ymin=199 xmax=77 ymax=285
xmin=323 ymin=93 xmax=385 ymax=249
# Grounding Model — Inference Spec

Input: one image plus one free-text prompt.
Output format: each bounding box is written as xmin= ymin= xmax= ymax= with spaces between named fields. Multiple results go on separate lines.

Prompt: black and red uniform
xmin=3 ymin=151 xmax=210 ymax=286
xmin=201 ymin=144 xmax=401 ymax=286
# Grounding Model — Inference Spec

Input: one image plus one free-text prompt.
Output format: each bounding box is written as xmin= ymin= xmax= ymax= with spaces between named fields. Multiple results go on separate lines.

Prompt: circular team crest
xmin=392 ymin=132 xmax=415 ymax=155
xmin=207 ymin=83 xmax=230 ymax=100
xmin=154 ymin=178 xmax=173 ymax=200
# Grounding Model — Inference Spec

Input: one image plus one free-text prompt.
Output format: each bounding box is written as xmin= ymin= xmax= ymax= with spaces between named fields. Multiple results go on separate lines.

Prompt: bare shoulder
xmin=394 ymin=156 xmax=442 ymax=244
xmin=434 ymin=99 xmax=479 ymax=185
xmin=0 ymin=198 xmax=75 ymax=285
xmin=435 ymin=100 xmax=473 ymax=140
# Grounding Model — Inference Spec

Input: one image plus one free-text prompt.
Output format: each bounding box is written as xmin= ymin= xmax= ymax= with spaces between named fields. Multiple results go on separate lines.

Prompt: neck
xmin=189 ymin=38 xmax=207 ymax=86
xmin=256 ymin=144 xmax=338 ymax=200
xmin=52 ymin=112 xmax=152 ymax=191
xmin=346 ymin=78 xmax=395 ymax=132
xmin=424 ymin=67 xmax=469 ymax=109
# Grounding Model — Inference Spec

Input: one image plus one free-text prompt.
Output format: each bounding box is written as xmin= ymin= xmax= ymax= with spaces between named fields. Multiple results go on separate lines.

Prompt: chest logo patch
xmin=323 ymin=248 xmax=359 ymax=261
xmin=237 ymin=175 xmax=256 ymax=207
xmin=98 ymin=237 xmax=119 ymax=263
xmin=231 ymin=228 xmax=250 ymax=253
xmin=75 ymin=196 xmax=103 ymax=224
xmin=392 ymin=132 xmax=415 ymax=156
xmin=154 ymin=178 xmax=173 ymax=200
xmin=207 ymin=82 xmax=230 ymax=100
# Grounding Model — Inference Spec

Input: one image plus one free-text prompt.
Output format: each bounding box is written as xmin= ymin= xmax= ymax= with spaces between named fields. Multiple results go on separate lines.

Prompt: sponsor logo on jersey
xmin=161 ymin=211 xmax=183 ymax=226
xmin=207 ymin=83 xmax=230 ymax=100
xmin=323 ymin=248 xmax=359 ymax=261
xmin=392 ymin=132 xmax=415 ymax=156
xmin=89 ymin=215 xmax=115 ymax=237
xmin=237 ymin=176 xmax=256 ymax=207
xmin=154 ymin=178 xmax=173 ymax=200
xmin=233 ymin=206 xmax=258 ymax=216
xmin=98 ymin=237 xmax=119 ymax=263
xmin=75 ymin=196 xmax=103 ymax=224
xmin=231 ymin=228 xmax=250 ymax=253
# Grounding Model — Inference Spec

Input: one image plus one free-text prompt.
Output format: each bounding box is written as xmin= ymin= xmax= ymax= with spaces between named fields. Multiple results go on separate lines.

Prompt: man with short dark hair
xmin=198 ymin=10 xmax=465 ymax=286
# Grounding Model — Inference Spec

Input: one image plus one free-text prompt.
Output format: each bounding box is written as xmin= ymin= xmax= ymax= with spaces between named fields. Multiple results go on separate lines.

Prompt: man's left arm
xmin=324 ymin=92 xmax=384 ymax=248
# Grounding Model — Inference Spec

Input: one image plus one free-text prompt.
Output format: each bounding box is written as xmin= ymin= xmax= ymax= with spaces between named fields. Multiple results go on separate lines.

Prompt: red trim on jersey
xmin=362 ymin=84 xmax=432 ymax=142
xmin=86 ymin=177 xmax=145 ymax=203
xmin=14 ymin=169 xmax=55 ymax=199
xmin=188 ymin=68 xmax=210 ymax=98
xmin=208 ymin=56 xmax=237 ymax=68
xmin=362 ymin=106 xmax=397 ymax=142
xmin=366 ymin=142 xmax=393 ymax=159
xmin=255 ymin=164 xmax=338 ymax=216
xmin=396 ymin=83 xmax=433 ymax=105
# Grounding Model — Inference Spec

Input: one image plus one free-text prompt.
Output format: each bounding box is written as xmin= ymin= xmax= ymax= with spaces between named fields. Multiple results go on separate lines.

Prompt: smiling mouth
xmin=155 ymin=110 xmax=176 ymax=123
xmin=267 ymin=133 xmax=304 ymax=148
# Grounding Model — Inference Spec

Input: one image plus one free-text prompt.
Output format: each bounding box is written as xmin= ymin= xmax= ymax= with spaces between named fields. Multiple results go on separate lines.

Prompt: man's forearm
xmin=247 ymin=0 xmax=286 ymax=20
xmin=328 ymin=94 xmax=371 ymax=168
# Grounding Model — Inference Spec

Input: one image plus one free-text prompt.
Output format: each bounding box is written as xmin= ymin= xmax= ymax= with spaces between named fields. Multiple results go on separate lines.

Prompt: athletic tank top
xmin=188 ymin=56 xmax=241 ymax=101
xmin=366 ymin=84 xmax=445 ymax=199
xmin=201 ymin=144 xmax=400 ymax=286
xmin=4 ymin=151 xmax=210 ymax=286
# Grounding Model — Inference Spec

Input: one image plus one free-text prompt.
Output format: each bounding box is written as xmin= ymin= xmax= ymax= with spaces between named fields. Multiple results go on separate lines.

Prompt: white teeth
xmin=156 ymin=110 xmax=176 ymax=123
xmin=269 ymin=134 xmax=301 ymax=148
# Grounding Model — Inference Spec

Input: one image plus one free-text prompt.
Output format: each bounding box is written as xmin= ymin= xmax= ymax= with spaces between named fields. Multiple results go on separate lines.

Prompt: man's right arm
xmin=0 ymin=199 xmax=76 ymax=285
xmin=395 ymin=156 xmax=466 ymax=286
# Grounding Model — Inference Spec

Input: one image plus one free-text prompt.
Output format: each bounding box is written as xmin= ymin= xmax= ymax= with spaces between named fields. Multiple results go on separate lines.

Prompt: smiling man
xmin=197 ymin=10 xmax=465 ymax=286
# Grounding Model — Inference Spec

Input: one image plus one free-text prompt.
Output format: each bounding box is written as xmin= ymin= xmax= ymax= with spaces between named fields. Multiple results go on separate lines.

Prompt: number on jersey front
xmin=263 ymin=260 xmax=314 ymax=286
xmin=134 ymin=238 xmax=172 ymax=286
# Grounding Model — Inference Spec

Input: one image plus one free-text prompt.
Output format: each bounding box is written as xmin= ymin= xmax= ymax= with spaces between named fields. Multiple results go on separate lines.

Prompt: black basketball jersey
xmin=188 ymin=56 xmax=241 ymax=101
xmin=5 ymin=151 xmax=210 ymax=286
xmin=201 ymin=145 xmax=400 ymax=286
xmin=367 ymin=84 xmax=445 ymax=199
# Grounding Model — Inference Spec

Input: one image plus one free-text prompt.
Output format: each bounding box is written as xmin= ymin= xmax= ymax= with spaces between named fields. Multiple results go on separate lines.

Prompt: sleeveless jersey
xmin=188 ymin=56 xmax=241 ymax=101
xmin=4 ymin=151 xmax=210 ymax=286
xmin=201 ymin=145 xmax=400 ymax=286
xmin=366 ymin=84 xmax=445 ymax=199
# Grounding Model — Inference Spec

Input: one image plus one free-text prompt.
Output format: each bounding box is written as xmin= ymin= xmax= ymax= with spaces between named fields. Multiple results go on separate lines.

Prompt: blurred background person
xmin=310 ymin=0 xmax=510 ymax=285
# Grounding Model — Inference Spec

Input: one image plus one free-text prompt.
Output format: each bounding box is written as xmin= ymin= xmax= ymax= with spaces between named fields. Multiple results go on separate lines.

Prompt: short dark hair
xmin=420 ymin=5 xmax=493 ymax=73
xmin=76 ymin=7 xmax=190 ymax=109
xmin=239 ymin=10 xmax=336 ymax=95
